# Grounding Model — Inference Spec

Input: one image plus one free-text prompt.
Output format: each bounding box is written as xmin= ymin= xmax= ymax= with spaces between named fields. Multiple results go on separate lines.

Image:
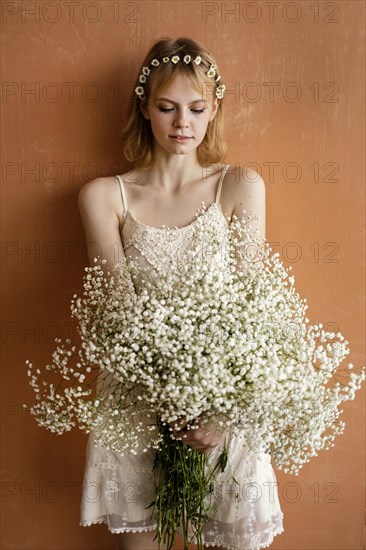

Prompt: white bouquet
xmin=23 ymin=210 xmax=365 ymax=550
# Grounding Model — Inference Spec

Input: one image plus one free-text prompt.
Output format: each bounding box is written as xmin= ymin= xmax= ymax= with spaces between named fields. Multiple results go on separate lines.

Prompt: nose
xmin=173 ymin=109 xmax=189 ymax=128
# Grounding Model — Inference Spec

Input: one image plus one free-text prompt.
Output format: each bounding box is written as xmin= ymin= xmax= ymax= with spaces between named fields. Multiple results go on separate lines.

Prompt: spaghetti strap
xmin=215 ymin=164 xmax=230 ymax=204
xmin=115 ymin=175 xmax=128 ymax=215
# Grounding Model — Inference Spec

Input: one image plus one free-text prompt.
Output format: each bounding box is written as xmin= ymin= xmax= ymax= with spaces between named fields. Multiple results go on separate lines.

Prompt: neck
xmin=141 ymin=149 xmax=206 ymax=193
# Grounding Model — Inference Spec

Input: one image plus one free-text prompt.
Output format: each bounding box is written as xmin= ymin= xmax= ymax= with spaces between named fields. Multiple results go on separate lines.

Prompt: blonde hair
xmin=120 ymin=36 xmax=227 ymax=168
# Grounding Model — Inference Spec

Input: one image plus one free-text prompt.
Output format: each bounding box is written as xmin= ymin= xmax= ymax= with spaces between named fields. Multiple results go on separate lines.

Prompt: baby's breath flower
xmin=23 ymin=218 xmax=365 ymax=476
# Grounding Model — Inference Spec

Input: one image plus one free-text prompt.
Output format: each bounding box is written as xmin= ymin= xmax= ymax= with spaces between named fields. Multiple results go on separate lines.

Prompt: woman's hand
xmin=169 ymin=418 xmax=229 ymax=455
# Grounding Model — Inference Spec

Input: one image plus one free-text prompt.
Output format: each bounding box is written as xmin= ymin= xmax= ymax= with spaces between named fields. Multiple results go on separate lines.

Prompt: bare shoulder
xmin=227 ymin=164 xmax=265 ymax=198
xmin=78 ymin=174 xmax=130 ymax=225
xmin=228 ymin=164 xmax=266 ymax=239
xmin=78 ymin=175 xmax=118 ymax=210
xmin=77 ymin=175 xmax=128 ymax=267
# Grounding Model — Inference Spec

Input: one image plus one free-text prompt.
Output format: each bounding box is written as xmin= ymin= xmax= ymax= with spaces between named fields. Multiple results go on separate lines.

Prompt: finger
xmin=172 ymin=419 xmax=189 ymax=432
xmin=172 ymin=429 xmax=188 ymax=440
xmin=176 ymin=420 xmax=188 ymax=430
xmin=185 ymin=444 xmax=213 ymax=453
xmin=200 ymin=446 xmax=216 ymax=454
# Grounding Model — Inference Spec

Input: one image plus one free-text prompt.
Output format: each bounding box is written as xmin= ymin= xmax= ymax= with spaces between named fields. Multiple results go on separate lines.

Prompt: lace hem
xmin=202 ymin=525 xmax=285 ymax=549
xmin=79 ymin=516 xmax=284 ymax=549
xmin=79 ymin=518 xmax=158 ymax=534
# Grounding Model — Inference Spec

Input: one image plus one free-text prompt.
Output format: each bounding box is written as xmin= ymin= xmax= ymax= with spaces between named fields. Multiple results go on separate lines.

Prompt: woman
xmin=78 ymin=36 xmax=284 ymax=550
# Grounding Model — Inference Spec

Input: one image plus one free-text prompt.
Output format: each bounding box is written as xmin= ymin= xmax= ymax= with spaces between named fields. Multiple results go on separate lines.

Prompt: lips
xmin=169 ymin=135 xmax=192 ymax=141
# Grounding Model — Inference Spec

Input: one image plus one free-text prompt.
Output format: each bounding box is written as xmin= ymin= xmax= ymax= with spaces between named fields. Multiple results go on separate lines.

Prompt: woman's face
xmin=141 ymin=73 xmax=220 ymax=157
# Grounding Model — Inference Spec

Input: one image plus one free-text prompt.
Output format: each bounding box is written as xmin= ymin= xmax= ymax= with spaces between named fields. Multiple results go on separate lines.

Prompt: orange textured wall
xmin=1 ymin=1 xmax=365 ymax=549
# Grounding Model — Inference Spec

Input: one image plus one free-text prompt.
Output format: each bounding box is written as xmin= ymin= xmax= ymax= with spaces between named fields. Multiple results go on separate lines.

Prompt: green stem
xmin=146 ymin=418 xmax=229 ymax=550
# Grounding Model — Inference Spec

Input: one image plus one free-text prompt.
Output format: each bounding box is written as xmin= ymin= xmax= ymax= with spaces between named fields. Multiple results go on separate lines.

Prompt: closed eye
xmin=158 ymin=107 xmax=206 ymax=114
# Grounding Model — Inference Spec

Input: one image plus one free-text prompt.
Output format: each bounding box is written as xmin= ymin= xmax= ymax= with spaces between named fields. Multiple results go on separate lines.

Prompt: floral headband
xmin=134 ymin=54 xmax=226 ymax=101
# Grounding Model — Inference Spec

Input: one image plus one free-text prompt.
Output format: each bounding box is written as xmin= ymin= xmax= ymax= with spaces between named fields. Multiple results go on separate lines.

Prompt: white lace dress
xmin=79 ymin=164 xmax=285 ymax=549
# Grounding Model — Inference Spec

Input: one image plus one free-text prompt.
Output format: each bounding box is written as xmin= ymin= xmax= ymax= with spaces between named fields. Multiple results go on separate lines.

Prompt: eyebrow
xmin=154 ymin=97 xmax=208 ymax=105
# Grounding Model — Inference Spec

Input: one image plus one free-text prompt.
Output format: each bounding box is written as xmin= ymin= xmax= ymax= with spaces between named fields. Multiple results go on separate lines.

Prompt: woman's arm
xmin=231 ymin=166 xmax=266 ymax=240
xmin=77 ymin=177 xmax=126 ymax=271
xmin=230 ymin=166 xmax=266 ymax=271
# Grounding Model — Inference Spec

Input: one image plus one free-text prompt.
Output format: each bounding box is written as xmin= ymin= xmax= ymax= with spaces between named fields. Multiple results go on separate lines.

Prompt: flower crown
xmin=134 ymin=54 xmax=226 ymax=101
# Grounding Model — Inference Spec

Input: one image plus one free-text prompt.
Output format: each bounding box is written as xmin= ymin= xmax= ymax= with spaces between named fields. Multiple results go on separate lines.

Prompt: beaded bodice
xmin=116 ymin=165 xmax=231 ymax=290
